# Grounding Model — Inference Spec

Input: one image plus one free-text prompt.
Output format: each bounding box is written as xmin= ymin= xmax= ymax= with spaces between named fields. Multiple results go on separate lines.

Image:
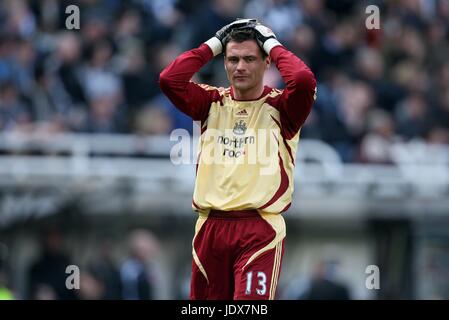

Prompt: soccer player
xmin=159 ymin=19 xmax=316 ymax=300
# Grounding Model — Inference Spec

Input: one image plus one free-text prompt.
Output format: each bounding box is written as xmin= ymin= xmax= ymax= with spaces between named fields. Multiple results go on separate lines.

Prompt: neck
xmin=233 ymin=84 xmax=264 ymax=101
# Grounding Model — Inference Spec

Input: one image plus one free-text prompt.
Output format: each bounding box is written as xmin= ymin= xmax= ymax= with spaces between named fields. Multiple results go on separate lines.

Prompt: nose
xmin=236 ymin=59 xmax=246 ymax=72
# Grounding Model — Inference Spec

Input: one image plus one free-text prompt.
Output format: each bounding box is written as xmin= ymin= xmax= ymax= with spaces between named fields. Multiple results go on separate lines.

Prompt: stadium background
xmin=0 ymin=0 xmax=448 ymax=300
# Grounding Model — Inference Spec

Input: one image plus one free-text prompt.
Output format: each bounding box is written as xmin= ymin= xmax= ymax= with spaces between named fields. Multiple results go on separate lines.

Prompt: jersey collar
xmin=230 ymin=86 xmax=272 ymax=101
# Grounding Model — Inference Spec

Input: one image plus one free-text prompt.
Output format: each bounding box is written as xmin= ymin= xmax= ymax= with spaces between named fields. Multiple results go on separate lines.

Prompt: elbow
xmin=308 ymin=69 xmax=317 ymax=90
xmin=294 ymin=68 xmax=317 ymax=91
xmin=158 ymin=70 xmax=171 ymax=92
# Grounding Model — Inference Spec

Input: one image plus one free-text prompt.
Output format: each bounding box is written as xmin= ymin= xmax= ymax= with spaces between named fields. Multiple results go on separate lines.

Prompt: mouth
xmin=234 ymin=75 xmax=248 ymax=81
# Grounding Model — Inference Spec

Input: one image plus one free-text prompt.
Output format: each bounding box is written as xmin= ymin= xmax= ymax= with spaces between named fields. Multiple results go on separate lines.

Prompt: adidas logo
xmin=235 ymin=109 xmax=249 ymax=117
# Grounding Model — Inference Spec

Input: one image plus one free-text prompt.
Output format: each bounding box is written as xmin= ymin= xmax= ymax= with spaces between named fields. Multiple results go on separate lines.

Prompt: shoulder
xmin=198 ymin=84 xmax=230 ymax=103
xmin=198 ymin=84 xmax=230 ymax=95
xmin=264 ymin=87 xmax=284 ymax=108
xmin=197 ymin=83 xmax=218 ymax=92
xmin=267 ymin=87 xmax=283 ymax=98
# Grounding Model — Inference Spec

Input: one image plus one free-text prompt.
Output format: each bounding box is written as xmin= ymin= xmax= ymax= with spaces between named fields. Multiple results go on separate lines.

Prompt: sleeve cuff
xmin=204 ymin=37 xmax=222 ymax=56
xmin=263 ymin=38 xmax=282 ymax=55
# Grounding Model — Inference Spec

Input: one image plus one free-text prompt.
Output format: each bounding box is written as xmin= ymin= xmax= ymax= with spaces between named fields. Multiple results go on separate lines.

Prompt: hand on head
xmin=207 ymin=18 xmax=280 ymax=57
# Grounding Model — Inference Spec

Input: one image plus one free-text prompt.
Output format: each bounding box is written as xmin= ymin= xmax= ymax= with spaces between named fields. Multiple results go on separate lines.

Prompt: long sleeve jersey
xmin=159 ymin=43 xmax=316 ymax=215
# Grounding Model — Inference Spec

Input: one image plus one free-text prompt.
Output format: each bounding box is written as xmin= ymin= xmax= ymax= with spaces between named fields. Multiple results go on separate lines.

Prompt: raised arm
xmin=159 ymin=45 xmax=215 ymax=121
xmin=255 ymin=24 xmax=317 ymax=139
xmin=270 ymin=46 xmax=317 ymax=138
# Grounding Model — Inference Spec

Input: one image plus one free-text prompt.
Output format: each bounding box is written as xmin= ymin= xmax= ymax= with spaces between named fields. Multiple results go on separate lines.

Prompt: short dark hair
xmin=223 ymin=28 xmax=267 ymax=58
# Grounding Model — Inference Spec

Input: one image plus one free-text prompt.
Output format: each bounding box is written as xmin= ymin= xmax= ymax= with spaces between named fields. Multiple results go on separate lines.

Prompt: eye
xmin=228 ymin=57 xmax=239 ymax=63
xmin=245 ymin=56 xmax=256 ymax=62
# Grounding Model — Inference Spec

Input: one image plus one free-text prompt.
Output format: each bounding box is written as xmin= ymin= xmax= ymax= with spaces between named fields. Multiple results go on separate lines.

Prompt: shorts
xmin=190 ymin=209 xmax=286 ymax=300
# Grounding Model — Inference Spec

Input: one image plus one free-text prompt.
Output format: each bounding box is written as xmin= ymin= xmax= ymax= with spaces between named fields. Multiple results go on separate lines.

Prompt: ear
xmin=265 ymin=56 xmax=271 ymax=69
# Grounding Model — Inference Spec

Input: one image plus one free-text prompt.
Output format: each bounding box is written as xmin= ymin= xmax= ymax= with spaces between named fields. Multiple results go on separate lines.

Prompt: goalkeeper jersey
xmin=160 ymin=44 xmax=316 ymax=215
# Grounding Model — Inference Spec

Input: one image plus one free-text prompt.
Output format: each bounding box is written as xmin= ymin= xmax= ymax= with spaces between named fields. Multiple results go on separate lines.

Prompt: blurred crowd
xmin=0 ymin=0 xmax=448 ymax=162
xmin=1 ymin=228 xmax=167 ymax=300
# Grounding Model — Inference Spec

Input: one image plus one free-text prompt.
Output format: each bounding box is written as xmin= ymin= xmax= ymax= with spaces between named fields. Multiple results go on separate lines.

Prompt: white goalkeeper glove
xmin=253 ymin=24 xmax=282 ymax=55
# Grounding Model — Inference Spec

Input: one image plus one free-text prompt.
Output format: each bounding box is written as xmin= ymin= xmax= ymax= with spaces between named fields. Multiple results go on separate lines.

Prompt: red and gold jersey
xmin=160 ymin=44 xmax=316 ymax=215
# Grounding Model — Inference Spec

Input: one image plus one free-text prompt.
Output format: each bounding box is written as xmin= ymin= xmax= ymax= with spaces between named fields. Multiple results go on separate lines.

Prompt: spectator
xmin=30 ymin=64 xmax=72 ymax=133
xmin=395 ymin=93 xmax=430 ymax=140
xmin=134 ymin=100 xmax=173 ymax=135
xmin=77 ymin=268 xmax=105 ymax=300
xmin=360 ymin=109 xmax=400 ymax=163
xmin=0 ymin=81 xmax=32 ymax=132
xmin=53 ymin=31 xmax=87 ymax=107
xmin=82 ymin=91 xmax=128 ymax=133
xmin=27 ymin=228 xmax=76 ymax=300
xmin=119 ymin=41 xmax=159 ymax=109
xmin=120 ymin=229 xmax=160 ymax=300
xmin=83 ymin=240 xmax=122 ymax=300
xmin=297 ymin=258 xmax=351 ymax=300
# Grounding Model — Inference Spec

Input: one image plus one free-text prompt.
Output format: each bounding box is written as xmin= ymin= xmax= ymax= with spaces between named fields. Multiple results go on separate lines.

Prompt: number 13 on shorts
xmin=235 ymin=239 xmax=284 ymax=300
xmin=245 ymin=271 xmax=267 ymax=295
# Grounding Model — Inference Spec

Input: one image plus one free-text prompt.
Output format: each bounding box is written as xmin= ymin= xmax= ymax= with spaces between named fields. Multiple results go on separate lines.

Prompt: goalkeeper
xmin=159 ymin=19 xmax=316 ymax=300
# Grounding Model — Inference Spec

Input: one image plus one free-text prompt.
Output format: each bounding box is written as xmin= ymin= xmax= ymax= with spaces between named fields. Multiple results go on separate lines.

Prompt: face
xmin=224 ymin=40 xmax=269 ymax=94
